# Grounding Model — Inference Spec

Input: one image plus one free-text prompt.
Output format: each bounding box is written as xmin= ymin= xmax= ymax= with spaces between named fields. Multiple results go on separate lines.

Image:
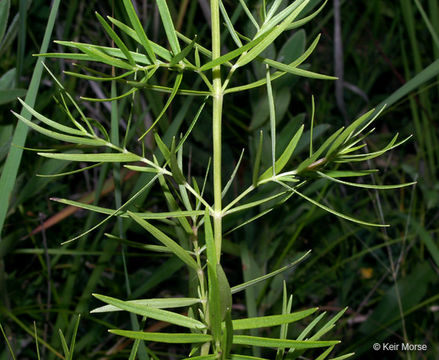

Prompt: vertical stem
xmin=211 ymin=0 xmax=223 ymax=263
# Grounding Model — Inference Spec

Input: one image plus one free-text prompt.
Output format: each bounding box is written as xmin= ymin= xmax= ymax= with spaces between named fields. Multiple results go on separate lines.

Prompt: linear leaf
xmin=204 ymin=209 xmax=221 ymax=341
xmin=317 ymin=171 xmax=416 ymax=190
xmin=170 ymin=36 xmax=196 ymax=67
xmin=233 ymin=308 xmax=317 ymax=330
xmin=169 ymin=136 xmax=186 ymax=184
xmin=264 ymin=58 xmax=337 ymax=80
xmin=122 ymin=0 xmax=156 ymax=63
xmin=93 ymin=294 xmax=206 ymax=330
xmin=156 ymin=0 xmax=181 ymax=54
xmin=138 ymin=73 xmax=183 ymax=140
xmin=231 ymin=356 xmax=269 ymax=360
xmin=74 ymin=43 xmax=134 ymax=70
xmin=260 ymin=125 xmax=304 ymax=181
xmin=253 ymin=131 xmax=264 ymax=186
xmin=128 ymin=211 xmax=199 ymax=270
xmin=109 ymin=330 xmax=212 ymax=343
xmin=237 ymin=0 xmax=309 ymax=67
xmin=107 ymin=16 xmax=171 ymax=61
xmin=286 ymin=0 xmax=328 ymax=30
xmin=95 ymin=12 xmax=135 ymax=65
xmin=227 ymin=191 xmax=288 ymax=215
xmin=124 ymin=165 xmax=161 ymax=173
xmin=223 ymin=149 xmax=245 ymax=198
xmin=231 ymin=251 xmax=310 ymax=294
xmin=92 ymin=297 xmax=201 ymax=313
xmin=322 ymin=170 xmax=378 ymax=178
xmin=288 ymin=186 xmax=388 ymax=227
xmin=38 ymin=152 xmax=141 ymax=162
xmin=17 ymin=98 xmax=86 ymax=136
xmin=12 ymin=111 xmax=106 ymax=146
xmin=233 ymin=335 xmax=339 ymax=349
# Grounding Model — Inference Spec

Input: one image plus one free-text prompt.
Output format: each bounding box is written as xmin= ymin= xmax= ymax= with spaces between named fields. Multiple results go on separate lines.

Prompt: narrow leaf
xmin=38 ymin=152 xmax=141 ymax=163
xmin=122 ymin=0 xmax=156 ymax=63
xmin=109 ymin=330 xmax=211 ymax=343
xmin=12 ymin=111 xmax=106 ymax=146
xmin=128 ymin=211 xmax=199 ymax=270
xmin=231 ymin=251 xmax=311 ymax=294
xmin=264 ymin=58 xmax=337 ymax=80
xmin=260 ymin=125 xmax=304 ymax=181
xmin=233 ymin=335 xmax=339 ymax=349
xmin=156 ymin=0 xmax=181 ymax=54
xmin=138 ymin=72 xmax=183 ymax=140
xmin=233 ymin=308 xmax=317 ymax=330
xmin=92 ymin=297 xmax=201 ymax=313
xmin=93 ymin=294 xmax=205 ymax=330
xmin=95 ymin=12 xmax=135 ymax=65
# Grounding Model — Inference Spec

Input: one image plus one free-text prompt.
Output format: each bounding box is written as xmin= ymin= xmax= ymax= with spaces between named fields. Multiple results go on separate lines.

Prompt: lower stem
xmin=213 ymin=76 xmax=223 ymax=263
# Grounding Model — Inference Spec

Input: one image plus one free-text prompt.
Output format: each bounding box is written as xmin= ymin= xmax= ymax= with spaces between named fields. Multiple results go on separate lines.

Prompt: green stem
xmin=211 ymin=0 xmax=223 ymax=264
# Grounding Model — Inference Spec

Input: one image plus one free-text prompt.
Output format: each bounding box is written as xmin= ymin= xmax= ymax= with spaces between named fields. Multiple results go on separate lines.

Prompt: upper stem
xmin=211 ymin=0 xmax=223 ymax=264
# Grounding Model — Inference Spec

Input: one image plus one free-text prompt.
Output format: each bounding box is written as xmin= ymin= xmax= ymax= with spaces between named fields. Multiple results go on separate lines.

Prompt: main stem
xmin=211 ymin=0 xmax=223 ymax=264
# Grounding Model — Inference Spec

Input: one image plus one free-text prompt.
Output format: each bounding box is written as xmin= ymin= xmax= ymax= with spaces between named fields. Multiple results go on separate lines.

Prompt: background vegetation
xmin=0 ymin=0 xmax=438 ymax=358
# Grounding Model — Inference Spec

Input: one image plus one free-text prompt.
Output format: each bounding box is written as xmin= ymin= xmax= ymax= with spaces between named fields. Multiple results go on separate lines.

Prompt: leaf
xmin=259 ymin=125 xmax=304 ymax=181
xmin=236 ymin=0 xmax=309 ymax=68
xmin=223 ymin=149 xmax=245 ymax=198
xmin=93 ymin=294 xmax=206 ymax=330
xmin=74 ymin=43 xmax=134 ymax=70
xmin=12 ymin=111 xmax=106 ymax=146
xmin=169 ymin=137 xmax=186 ymax=184
xmin=122 ymin=0 xmax=156 ymax=63
xmin=204 ymin=210 xmax=222 ymax=342
xmin=92 ymin=297 xmax=201 ymax=313
xmin=286 ymin=186 xmax=388 ymax=227
xmin=156 ymin=0 xmax=181 ymax=54
xmin=128 ymin=211 xmax=199 ymax=270
xmin=169 ymin=36 xmax=196 ymax=67
xmin=253 ymin=131 xmax=264 ymax=186
xmin=0 ymin=89 xmax=26 ymax=105
xmin=17 ymin=98 xmax=81 ymax=136
xmin=231 ymin=251 xmax=311 ymax=294
xmin=107 ymin=16 xmax=172 ymax=61
xmin=226 ymin=191 xmax=289 ymax=215
xmin=264 ymin=58 xmax=337 ymax=80
xmin=0 ymin=0 xmax=10 ymax=44
xmin=217 ymin=263 xmax=232 ymax=320
xmin=230 ymin=356 xmax=270 ymax=360
xmin=108 ymin=330 xmax=212 ymax=343
xmin=95 ymin=12 xmax=135 ymax=65
xmin=325 ymin=109 xmax=375 ymax=157
xmin=233 ymin=308 xmax=317 ymax=330
xmin=138 ymin=72 xmax=183 ymax=140
xmin=286 ymin=0 xmax=328 ymax=30
xmin=200 ymin=32 xmax=270 ymax=71
xmin=233 ymin=335 xmax=339 ymax=349
xmin=38 ymin=152 xmax=141 ymax=163
xmin=322 ymin=170 xmax=378 ymax=178
xmin=317 ymin=171 xmax=416 ymax=190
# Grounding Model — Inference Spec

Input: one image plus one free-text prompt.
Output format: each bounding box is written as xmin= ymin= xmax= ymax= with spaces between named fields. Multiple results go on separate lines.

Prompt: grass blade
xmin=0 ymin=0 xmax=61 ymax=236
